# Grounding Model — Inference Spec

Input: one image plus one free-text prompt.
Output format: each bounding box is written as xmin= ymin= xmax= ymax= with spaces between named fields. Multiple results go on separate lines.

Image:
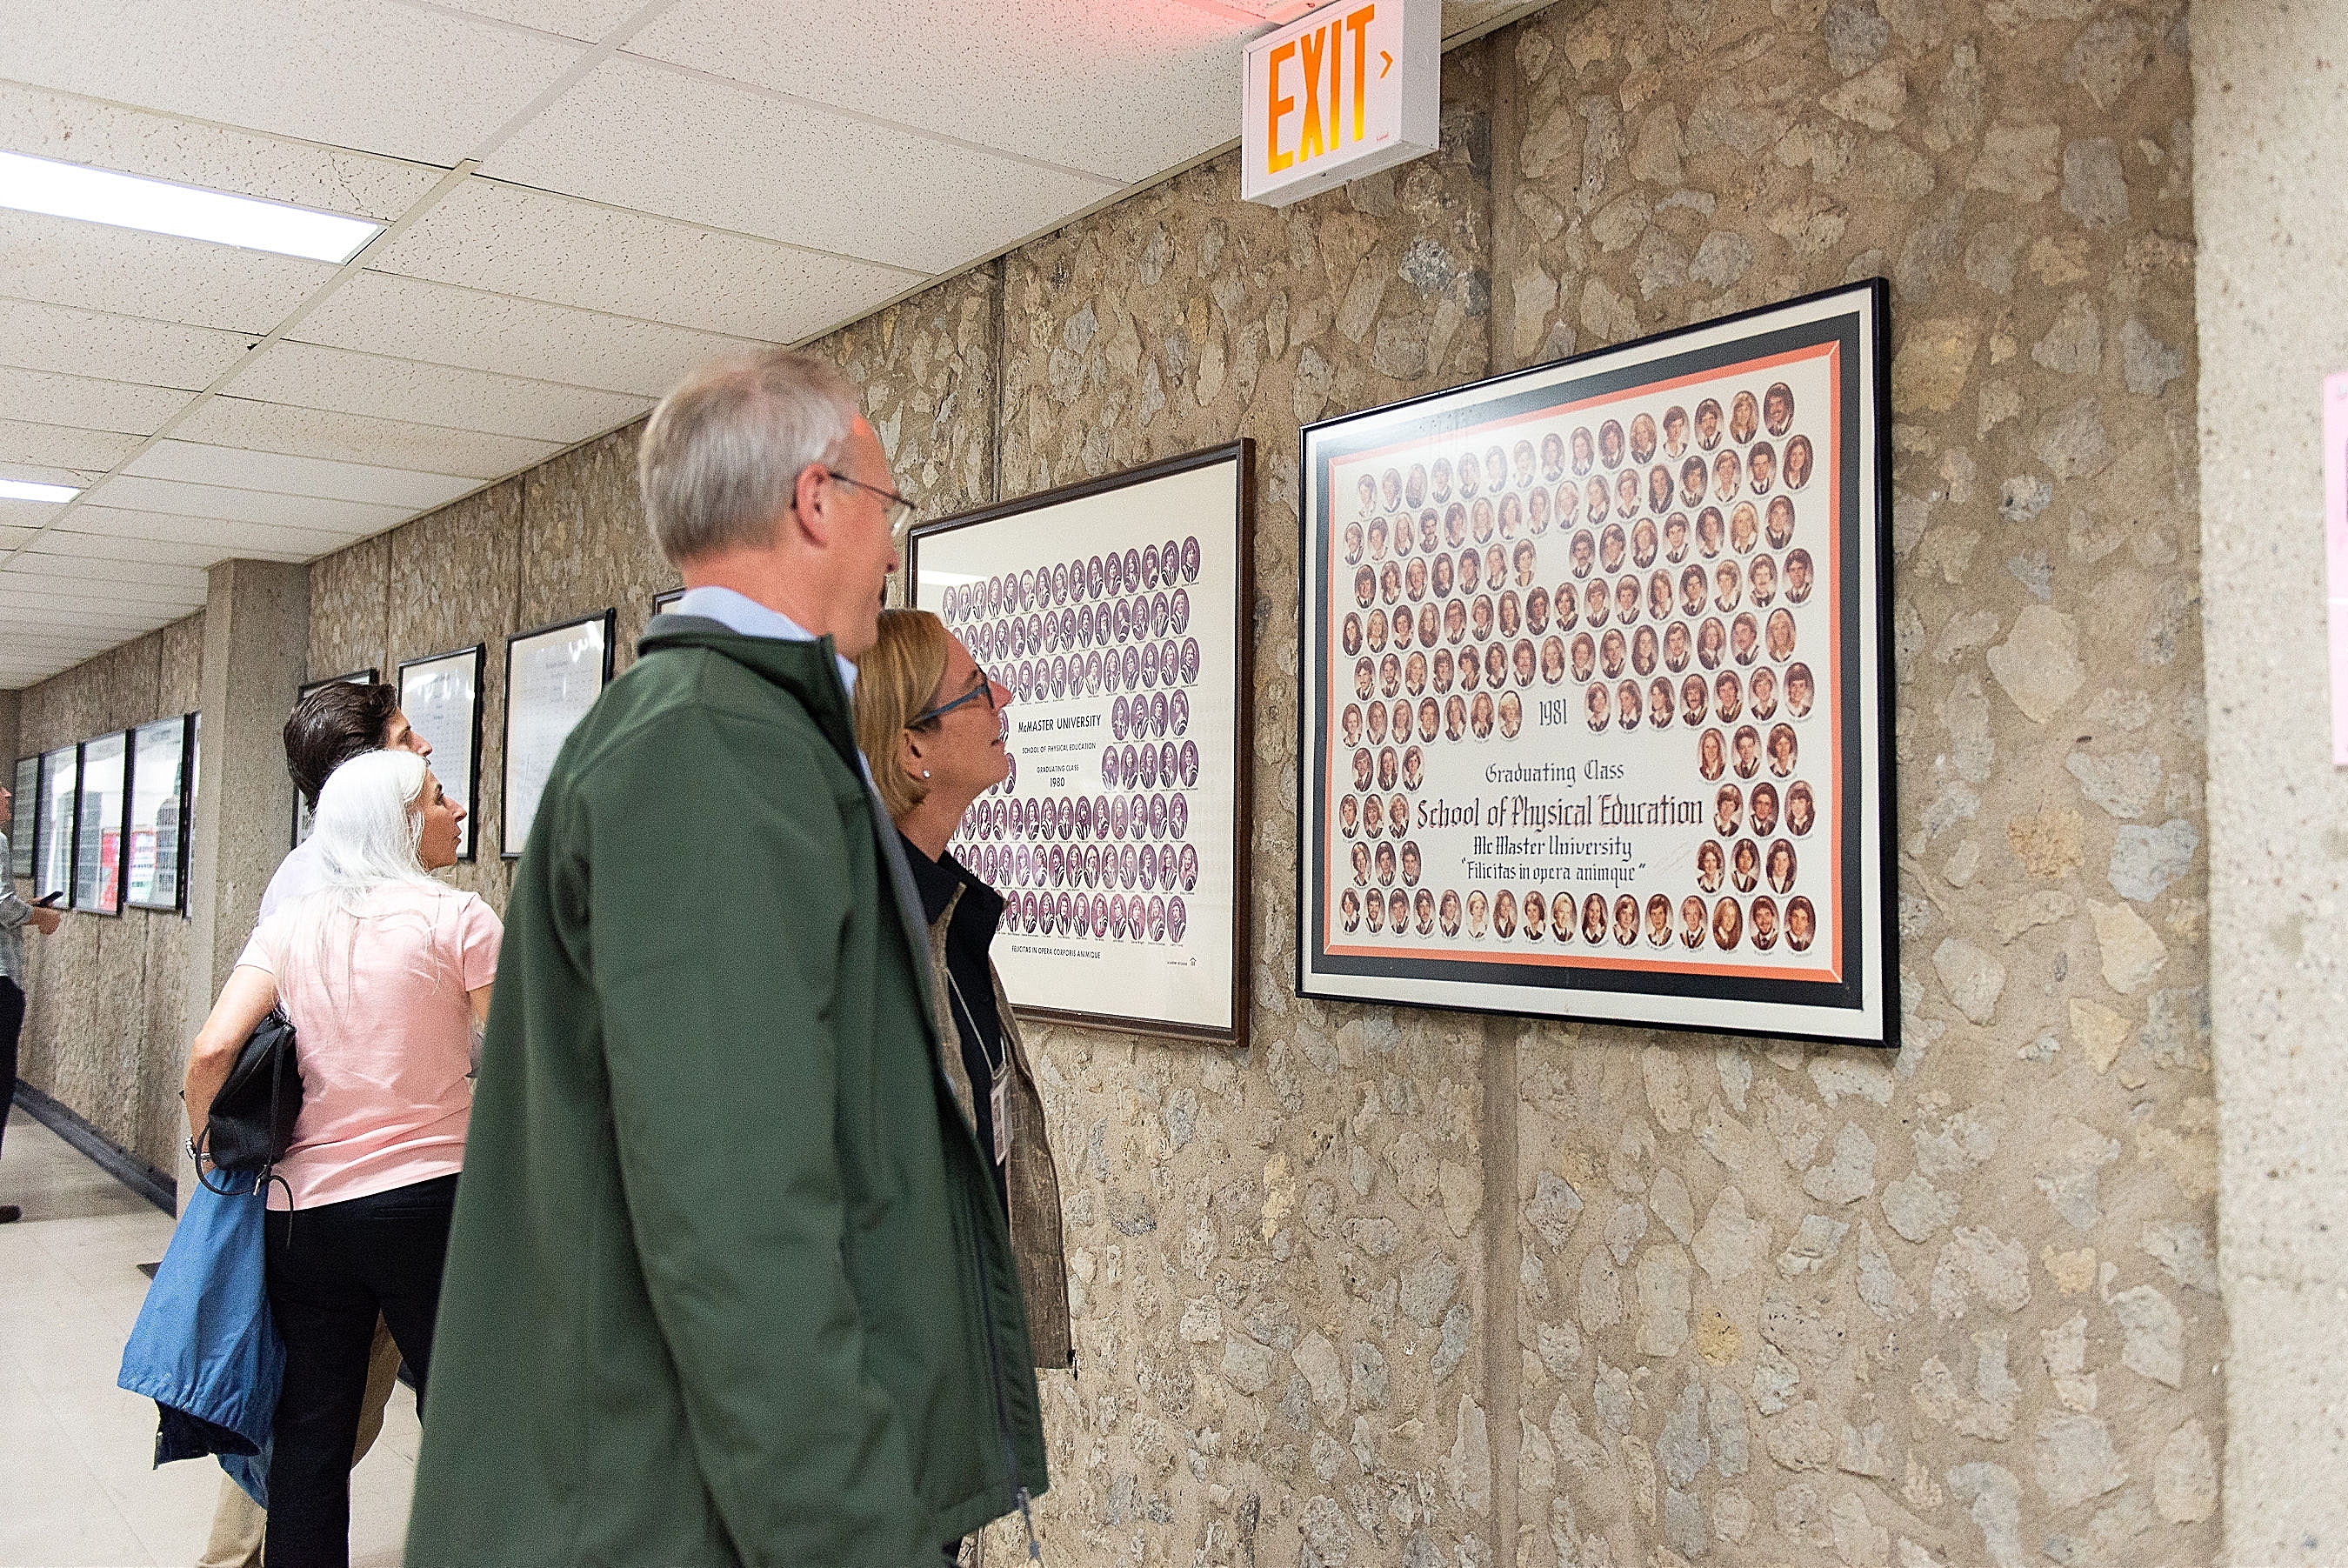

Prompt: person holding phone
xmin=0 ymin=775 xmax=65 ymax=1224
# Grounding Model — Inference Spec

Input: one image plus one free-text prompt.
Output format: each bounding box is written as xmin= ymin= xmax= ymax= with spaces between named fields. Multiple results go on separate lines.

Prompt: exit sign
xmin=1241 ymin=0 xmax=1439 ymax=209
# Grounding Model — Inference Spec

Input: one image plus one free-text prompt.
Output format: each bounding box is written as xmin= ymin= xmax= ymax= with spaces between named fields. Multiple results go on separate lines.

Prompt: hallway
xmin=0 ymin=1107 xmax=417 ymax=1567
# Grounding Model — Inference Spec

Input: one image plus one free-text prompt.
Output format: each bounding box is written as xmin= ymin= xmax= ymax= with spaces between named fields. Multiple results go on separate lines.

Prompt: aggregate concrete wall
xmin=12 ymin=612 xmax=205 ymax=1178
xmin=2189 ymin=0 xmax=2348 ymax=1560
xmin=5 ymin=0 xmax=2219 ymax=1557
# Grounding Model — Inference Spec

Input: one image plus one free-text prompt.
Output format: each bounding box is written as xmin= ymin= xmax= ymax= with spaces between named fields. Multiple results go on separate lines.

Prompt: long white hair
xmin=287 ymin=751 xmax=451 ymax=1009
xmin=310 ymin=750 xmax=437 ymax=897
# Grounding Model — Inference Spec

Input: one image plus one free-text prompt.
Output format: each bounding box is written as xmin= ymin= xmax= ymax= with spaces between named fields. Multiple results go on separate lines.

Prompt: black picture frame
xmin=71 ymin=731 xmax=131 ymax=917
xmin=124 ymin=715 xmax=194 ymax=913
xmin=34 ymin=744 xmax=77 ymax=906
xmin=397 ymin=644 xmax=485 ymax=863
xmin=9 ymin=754 xmax=36 ymax=879
xmin=291 ymin=668 xmax=381 ymax=848
xmin=652 ymin=587 xmax=687 ymax=617
xmin=501 ymin=610 xmax=615 ymax=860
xmin=908 ymin=440 xmax=1257 ymax=1049
xmin=1294 ymin=280 xmax=1898 ymax=1049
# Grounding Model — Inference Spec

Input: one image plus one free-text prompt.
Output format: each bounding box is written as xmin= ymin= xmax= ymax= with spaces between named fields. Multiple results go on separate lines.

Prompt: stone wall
xmin=12 ymin=612 xmax=204 ymax=1178
xmin=5 ymin=0 xmax=2218 ymax=1556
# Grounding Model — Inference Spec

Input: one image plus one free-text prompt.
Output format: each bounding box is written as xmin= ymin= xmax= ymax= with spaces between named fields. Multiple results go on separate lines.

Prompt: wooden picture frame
xmin=909 ymin=441 xmax=1257 ymax=1048
xmin=1295 ymin=281 xmax=1898 ymax=1048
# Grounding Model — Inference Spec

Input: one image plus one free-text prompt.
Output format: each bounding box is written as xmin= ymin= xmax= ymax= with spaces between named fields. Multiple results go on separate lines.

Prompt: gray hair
xmin=637 ymin=347 xmax=863 ymax=566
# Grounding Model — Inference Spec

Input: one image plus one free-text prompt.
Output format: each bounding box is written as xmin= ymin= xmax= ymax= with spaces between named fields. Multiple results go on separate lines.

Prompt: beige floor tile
xmin=0 ymin=1111 xmax=413 ymax=1566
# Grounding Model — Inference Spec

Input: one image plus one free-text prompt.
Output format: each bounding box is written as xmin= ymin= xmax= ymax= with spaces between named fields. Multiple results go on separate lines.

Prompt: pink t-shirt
xmin=237 ymin=882 xmax=502 ymax=1211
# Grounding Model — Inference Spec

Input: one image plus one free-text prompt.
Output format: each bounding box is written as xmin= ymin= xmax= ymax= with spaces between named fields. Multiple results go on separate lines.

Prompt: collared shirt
xmin=0 ymin=832 xmax=30 ymax=986
xmin=673 ymin=585 xmax=858 ymax=697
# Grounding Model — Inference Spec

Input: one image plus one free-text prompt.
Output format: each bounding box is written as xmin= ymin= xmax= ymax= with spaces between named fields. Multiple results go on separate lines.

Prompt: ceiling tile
xmin=0 ymin=602 xmax=167 ymax=637
xmin=0 ymin=498 xmax=76 ymax=530
xmin=290 ymin=270 xmax=763 ymax=398
xmin=5 ymin=553 xmax=210 ymax=592
xmin=224 ymin=341 xmax=651 ymax=444
xmin=0 ymin=367 xmax=192 ymax=437
xmin=485 ymin=56 xmax=1124 ymax=275
xmin=124 ymin=441 xmax=477 ymax=509
xmin=22 ymin=528 xmax=277 ymax=570
xmin=0 ymin=464 xmax=94 ymax=491
xmin=172 ymin=396 xmax=563 ymax=482
xmin=0 ymin=81 xmax=444 ymax=220
xmin=63 ymin=505 xmax=350 ymax=562
xmin=0 ymin=420 xmax=143 ymax=473
xmin=0 ymin=586 xmax=202 ymax=622
xmin=0 ymin=297 xmax=257 ymax=391
xmin=0 ymin=524 xmax=36 ymax=549
xmin=0 ymin=211 xmax=335 ymax=335
xmin=371 ymin=177 xmax=922 ymax=341
xmin=88 ymin=474 xmax=411 ymax=535
xmin=626 ymin=0 xmax=1245 ymax=186
xmin=425 ymin=0 xmax=644 ymax=43
xmin=0 ymin=0 xmax=587 ymax=169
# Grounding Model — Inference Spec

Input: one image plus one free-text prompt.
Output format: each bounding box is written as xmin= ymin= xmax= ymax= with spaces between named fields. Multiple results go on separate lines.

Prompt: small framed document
xmin=73 ymin=731 xmax=130 ymax=916
xmin=502 ymin=611 xmax=614 ymax=859
xmin=1296 ymin=281 xmax=1898 ymax=1047
xmin=125 ymin=716 xmax=193 ymax=913
xmin=652 ymin=587 xmax=687 ymax=617
xmin=35 ymin=744 xmax=77 ymax=905
xmin=910 ymin=442 xmax=1256 ymax=1047
xmin=292 ymin=668 xmax=380 ymax=847
xmin=398 ymin=645 xmax=484 ymax=862
xmin=9 ymin=755 xmax=36 ymax=879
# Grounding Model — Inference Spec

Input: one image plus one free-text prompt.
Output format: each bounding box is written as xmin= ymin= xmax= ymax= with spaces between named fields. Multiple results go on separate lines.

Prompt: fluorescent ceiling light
xmin=0 ymin=478 xmax=80 ymax=504
xmin=0 ymin=151 xmax=383 ymax=264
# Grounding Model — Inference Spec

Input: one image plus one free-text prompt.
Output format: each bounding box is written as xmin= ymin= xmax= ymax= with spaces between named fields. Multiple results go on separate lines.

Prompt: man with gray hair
xmin=409 ymin=348 xmax=1050 ymax=1565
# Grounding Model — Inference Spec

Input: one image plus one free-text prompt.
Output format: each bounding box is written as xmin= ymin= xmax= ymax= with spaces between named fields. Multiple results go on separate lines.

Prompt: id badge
xmin=990 ymin=1065 xmax=1012 ymax=1165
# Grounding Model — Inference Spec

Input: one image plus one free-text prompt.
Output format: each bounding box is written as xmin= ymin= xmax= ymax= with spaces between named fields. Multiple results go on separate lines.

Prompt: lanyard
xmin=944 ymin=967 xmax=1011 ymax=1166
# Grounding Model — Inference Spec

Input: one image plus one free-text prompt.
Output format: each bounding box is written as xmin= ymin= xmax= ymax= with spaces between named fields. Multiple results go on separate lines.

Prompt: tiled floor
xmin=0 ymin=1106 xmax=418 ymax=1567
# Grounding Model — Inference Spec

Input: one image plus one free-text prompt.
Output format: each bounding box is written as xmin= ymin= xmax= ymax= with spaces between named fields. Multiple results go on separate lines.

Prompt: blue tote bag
xmin=117 ymin=1167 xmax=281 ymax=1505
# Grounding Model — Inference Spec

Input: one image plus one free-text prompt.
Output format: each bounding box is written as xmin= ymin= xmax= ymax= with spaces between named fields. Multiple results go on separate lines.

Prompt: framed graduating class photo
xmin=1297 ymin=281 xmax=1897 ymax=1047
xmin=293 ymin=668 xmax=379 ymax=847
xmin=909 ymin=441 xmax=1256 ymax=1047
xmin=502 ymin=611 xmax=614 ymax=858
xmin=125 ymin=715 xmax=193 ymax=913
xmin=398 ymin=645 xmax=484 ymax=862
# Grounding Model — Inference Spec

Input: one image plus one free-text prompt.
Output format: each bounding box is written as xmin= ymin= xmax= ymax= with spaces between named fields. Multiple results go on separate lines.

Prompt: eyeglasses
xmin=823 ymin=470 xmax=917 ymax=544
xmin=910 ymin=671 xmax=997 ymax=729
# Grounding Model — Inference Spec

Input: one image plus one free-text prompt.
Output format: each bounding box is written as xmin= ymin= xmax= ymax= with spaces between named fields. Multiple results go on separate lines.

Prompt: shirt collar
xmin=674 ymin=584 xmax=858 ymax=696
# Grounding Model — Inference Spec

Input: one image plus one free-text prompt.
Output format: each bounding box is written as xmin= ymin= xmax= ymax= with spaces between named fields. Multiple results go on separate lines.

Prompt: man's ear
xmin=790 ymin=462 xmax=833 ymax=549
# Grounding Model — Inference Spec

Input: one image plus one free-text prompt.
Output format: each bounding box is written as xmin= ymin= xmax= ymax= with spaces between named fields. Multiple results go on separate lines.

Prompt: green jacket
xmin=407 ymin=617 xmax=1048 ymax=1568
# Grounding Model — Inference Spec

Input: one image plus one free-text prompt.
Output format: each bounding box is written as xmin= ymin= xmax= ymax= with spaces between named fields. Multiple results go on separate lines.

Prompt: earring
xmin=921 ymin=769 xmax=931 ymax=778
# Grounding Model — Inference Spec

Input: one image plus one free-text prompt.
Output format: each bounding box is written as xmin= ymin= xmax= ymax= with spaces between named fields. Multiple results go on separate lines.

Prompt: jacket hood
xmin=637 ymin=613 xmax=860 ymax=764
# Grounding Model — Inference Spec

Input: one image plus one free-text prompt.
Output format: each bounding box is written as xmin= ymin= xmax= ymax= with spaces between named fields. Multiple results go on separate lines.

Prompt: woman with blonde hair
xmin=853 ymin=609 xmax=1072 ymax=1389
xmin=183 ymin=750 xmax=497 ymax=1567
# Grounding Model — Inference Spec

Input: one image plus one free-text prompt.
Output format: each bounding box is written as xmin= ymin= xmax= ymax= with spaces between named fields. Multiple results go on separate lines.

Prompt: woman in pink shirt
xmin=183 ymin=750 xmax=500 ymax=1568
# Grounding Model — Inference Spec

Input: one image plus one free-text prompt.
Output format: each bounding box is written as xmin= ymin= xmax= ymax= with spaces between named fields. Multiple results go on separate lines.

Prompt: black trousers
xmin=0 ymin=977 xmax=23 ymax=1163
xmin=263 ymin=1173 xmax=458 ymax=1568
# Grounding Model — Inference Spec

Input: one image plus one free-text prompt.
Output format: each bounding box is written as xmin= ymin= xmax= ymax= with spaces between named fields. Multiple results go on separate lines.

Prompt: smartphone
xmin=34 ymin=892 xmax=64 ymax=907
